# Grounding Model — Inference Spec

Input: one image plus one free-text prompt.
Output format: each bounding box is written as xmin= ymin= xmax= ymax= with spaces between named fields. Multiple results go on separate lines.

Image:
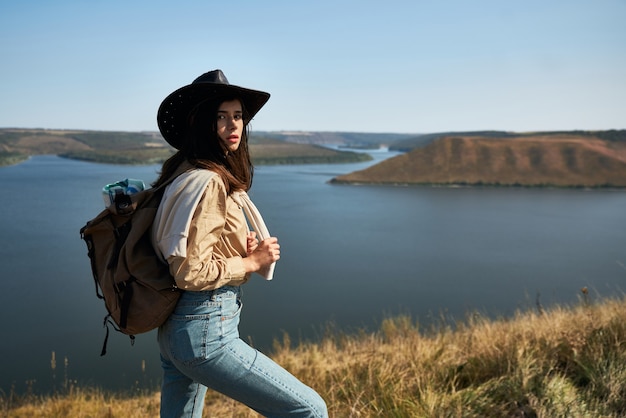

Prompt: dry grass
xmin=335 ymin=134 xmax=626 ymax=187
xmin=3 ymin=293 xmax=626 ymax=417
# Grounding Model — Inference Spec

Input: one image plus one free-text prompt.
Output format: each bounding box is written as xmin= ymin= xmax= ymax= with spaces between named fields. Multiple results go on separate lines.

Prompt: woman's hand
xmin=243 ymin=237 xmax=280 ymax=274
xmin=246 ymin=231 xmax=259 ymax=256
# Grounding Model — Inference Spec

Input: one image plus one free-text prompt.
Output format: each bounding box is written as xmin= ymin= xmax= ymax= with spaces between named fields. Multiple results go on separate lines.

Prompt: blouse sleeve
xmin=166 ymin=177 xmax=248 ymax=291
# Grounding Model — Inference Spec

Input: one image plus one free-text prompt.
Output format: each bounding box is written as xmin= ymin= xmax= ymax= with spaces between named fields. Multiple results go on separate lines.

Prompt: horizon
xmin=1 ymin=1 xmax=625 ymax=134
xmin=1 ymin=126 xmax=625 ymax=136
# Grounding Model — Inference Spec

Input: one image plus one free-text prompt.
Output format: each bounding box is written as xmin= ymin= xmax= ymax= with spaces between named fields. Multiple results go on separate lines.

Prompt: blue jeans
xmin=158 ymin=286 xmax=328 ymax=418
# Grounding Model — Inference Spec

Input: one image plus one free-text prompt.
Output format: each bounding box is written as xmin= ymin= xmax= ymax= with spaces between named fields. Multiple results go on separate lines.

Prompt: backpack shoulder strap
xmin=237 ymin=191 xmax=275 ymax=281
xmin=152 ymin=168 xmax=217 ymax=261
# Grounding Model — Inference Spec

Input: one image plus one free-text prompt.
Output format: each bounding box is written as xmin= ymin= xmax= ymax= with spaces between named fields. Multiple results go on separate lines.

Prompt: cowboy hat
xmin=157 ymin=69 xmax=270 ymax=149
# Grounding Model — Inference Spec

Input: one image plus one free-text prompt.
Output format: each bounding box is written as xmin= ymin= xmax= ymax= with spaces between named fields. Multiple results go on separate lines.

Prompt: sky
xmin=1 ymin=0 xmax=624 ymax=134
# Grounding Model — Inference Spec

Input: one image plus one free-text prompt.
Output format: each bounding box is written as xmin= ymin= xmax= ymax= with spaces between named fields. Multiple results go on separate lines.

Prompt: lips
xmin=227 ymin=135 xmax=239 ymax=143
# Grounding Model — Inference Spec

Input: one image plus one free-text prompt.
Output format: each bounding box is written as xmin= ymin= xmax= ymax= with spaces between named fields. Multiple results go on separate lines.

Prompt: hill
xmin=256 ymin=130 xmax=415 ymax=148
xmin=332 ymin=132 xmax=626 ymax=188
xmin=0 ymin=128 xmax=370 ymax=166
xmin=0 ymin=129 xmax=175 ymax=165
xmin=387 ymin=129 xmax=626 ymax=152
xmin=389 ymin=130 xmax=518 ymax=151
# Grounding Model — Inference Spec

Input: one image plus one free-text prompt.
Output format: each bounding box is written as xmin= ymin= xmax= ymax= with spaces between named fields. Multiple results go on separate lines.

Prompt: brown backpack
xmin=80 ymin=176 xmax=180 ymax=355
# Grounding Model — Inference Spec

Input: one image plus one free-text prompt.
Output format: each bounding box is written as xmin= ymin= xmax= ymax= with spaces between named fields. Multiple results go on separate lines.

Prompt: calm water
xmin=1 ymin=153 xmax=625 ymax=394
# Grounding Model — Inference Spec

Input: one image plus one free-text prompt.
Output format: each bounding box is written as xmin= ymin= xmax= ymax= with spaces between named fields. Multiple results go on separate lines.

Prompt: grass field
xmin=3 ymin=291 xmax=625 ymax=417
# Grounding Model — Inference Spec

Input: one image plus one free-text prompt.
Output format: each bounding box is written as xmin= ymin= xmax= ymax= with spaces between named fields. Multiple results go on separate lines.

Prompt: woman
xmin=152 ymin=70 xmax=328 ymax=418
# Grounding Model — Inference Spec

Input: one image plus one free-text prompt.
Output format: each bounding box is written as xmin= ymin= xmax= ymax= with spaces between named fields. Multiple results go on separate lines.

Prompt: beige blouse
xmin=152 ymin=165 xmax=250 ymax=291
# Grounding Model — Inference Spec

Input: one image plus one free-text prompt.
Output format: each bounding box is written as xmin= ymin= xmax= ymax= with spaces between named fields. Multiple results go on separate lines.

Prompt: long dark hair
xmin=153 ymin=96 xmax=254 ymax=194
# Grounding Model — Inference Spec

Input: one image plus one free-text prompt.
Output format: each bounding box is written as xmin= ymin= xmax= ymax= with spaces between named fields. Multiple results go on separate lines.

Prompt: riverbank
xmin=3 ymin=293 xmax=625 ymax=417
xmin=0 ymin=128 xmax=373 ymax=167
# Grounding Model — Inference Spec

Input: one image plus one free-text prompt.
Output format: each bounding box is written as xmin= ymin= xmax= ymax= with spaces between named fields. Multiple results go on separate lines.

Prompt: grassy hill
xmin=332 ymin=132 xmax=626 ymax=188
xmin=256 ymin=130 xmax=415 ymax=147
xmin=248 ymin=136 xmax=371 ymax=164
xmin=387 ymin=129 xmax=626 ymax=152
xmin=0 ymin=128 xmax=371 ymax=166
xmin=5 ymin=128 xmax=626 ymax=187
xmin=4 ymin=295 xmax=626 ymax=417
xmin=0 ymin=129 xmax=174 ymax=166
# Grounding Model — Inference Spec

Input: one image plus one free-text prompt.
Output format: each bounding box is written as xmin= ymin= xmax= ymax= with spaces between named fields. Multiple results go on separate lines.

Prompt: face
xmin=216 ymin=99 xmax=244 ymax=152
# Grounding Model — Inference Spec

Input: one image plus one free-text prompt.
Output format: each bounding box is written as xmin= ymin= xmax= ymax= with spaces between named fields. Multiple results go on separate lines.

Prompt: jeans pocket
xmin=166 ymin=296 xmax=242 ymax=366
xmin=166 ymin=313 xmax=212 ymax=366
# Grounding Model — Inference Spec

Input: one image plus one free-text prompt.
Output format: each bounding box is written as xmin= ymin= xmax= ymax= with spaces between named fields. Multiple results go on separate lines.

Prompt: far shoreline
xmin=328 ymin=177 xmax=626 ymax=190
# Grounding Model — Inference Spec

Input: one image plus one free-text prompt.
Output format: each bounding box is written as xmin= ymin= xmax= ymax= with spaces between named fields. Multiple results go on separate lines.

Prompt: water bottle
xmin=102 ymin=178 xmax=146 ymax=208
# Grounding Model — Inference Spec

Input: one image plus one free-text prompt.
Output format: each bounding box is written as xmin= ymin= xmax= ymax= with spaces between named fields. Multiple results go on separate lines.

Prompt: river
xmin=0 ymin=152 xmax=624 ymax=394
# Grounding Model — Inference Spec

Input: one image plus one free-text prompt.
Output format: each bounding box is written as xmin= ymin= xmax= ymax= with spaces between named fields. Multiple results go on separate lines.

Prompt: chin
xmin=222 ymin=141 xmax=240 ymax=153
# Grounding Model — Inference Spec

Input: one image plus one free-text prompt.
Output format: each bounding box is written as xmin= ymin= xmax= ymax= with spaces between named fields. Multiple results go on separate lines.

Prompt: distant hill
xmin=331 ymin=132 xmax=626 ymax=188
xmin=389 ymin=130 xmax=518 ymax=151
xmin=256 ymin=131 xmax=416 ymax=147
xmin=0 ymin=128 xmax=370 ymax=166
xmin=0 ymin=128 xmax=174 ymax=166
xmin=388 ymin=129 xmax=626 ymax=152
xmin=248 ymin=136 xmax=371 ymax=164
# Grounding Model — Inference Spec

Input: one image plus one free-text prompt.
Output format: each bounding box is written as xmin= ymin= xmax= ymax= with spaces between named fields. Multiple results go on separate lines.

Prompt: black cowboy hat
xmin=157 ymin=69 xmax=270 ymax=149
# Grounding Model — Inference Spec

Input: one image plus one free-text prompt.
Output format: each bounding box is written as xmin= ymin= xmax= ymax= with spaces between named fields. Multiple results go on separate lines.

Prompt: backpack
xmin=80 ymin=176 xmax=180 ymax=356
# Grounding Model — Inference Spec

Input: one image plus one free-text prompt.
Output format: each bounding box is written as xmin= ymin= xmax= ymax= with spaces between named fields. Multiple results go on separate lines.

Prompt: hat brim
xmin=157 ymin=83 xmax=270 ymax=150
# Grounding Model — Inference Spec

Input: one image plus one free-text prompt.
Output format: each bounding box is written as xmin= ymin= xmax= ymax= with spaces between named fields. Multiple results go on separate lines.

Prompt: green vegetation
xmin=0 ymin=129 xmax=370 ymax=166
xmin=5 ymin=128 xmax=625 ymax=187
xmin=0 ymin=152 xmax=29 ymax=167
xmin=250 ymin=137 xmax=371 ymax=165
xmin=59 ymin=149 xmax=175 ymax=165
xmin=257 ymin=131 xmax=415 ymax=148
xmin=40 ymin=130 xmax=175 ymax=165
xmin=0 ymin=128 xmax=174 ymax=166
xmin=252 ymin=153 xmax=371 ymax=165
xmin=3 ymin=294 xmax=625 ymax=417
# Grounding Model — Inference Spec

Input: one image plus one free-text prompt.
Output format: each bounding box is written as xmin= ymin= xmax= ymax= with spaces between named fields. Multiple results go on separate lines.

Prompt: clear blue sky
xmin=1 ymin=0 xmax=624 ymax=134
